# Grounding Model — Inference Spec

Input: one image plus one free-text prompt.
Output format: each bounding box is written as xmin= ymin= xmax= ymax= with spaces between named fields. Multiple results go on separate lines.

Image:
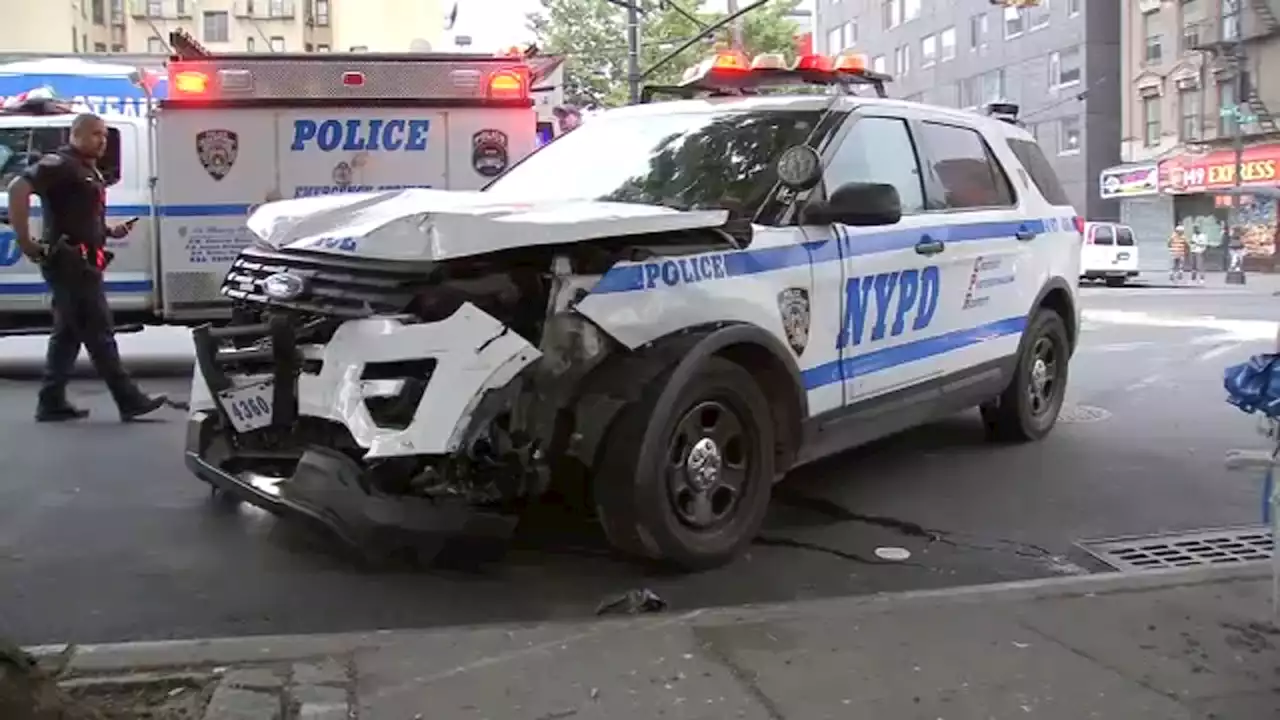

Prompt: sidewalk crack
xmin=692 ymin=627 xmax=787 ymax=720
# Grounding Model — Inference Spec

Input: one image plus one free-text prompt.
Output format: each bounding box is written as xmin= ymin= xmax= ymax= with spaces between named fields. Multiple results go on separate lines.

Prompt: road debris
xmin=596 ymin=588 xmax=667 ymax=616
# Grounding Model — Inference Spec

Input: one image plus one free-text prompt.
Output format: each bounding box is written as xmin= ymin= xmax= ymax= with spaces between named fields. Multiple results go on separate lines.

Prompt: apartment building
xmin=0 ymin=0 xmax=127 ymax=53
xmin=1106 ymin=0 xmax=1280 ymax=271
xmin=126 ymin=0 xmax=334 ymax=54
xmin=815 ymin=0 xmax=1122 ymax=220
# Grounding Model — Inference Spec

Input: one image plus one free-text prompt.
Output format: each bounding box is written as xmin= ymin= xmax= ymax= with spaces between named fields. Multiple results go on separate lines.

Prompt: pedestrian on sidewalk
xmin=1227 ymin=225 xmax=1246 ymax=273
xmin=5 ymin=113 xmax=167 ymax=423
xmin=1188 ymin=224 xmax=1209 ymax=284
xmin=1168 ymin=224 xmax=1188 ymax=283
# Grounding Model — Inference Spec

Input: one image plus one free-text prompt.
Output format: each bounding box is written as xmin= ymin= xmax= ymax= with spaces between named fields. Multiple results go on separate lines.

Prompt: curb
xmin=26 ymin=562 xmax=1271 ymax=674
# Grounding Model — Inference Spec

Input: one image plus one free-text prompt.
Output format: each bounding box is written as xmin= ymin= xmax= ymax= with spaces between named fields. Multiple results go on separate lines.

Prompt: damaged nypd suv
xmin=185 ymin=53 xmax=1082 ymax=571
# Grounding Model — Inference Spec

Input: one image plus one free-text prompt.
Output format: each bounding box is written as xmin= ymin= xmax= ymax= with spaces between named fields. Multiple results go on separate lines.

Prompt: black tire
xmin=1105 ymin=276 xmax=1125 ymax=287
xmin=981 ymin=308 xmax=1070 ymax=443
xmin=593 ymin=357 xmax=775 ymax=571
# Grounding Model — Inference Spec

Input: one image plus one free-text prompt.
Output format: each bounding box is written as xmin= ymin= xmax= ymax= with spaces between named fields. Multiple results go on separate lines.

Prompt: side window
xmin=918 ymin=121 xmax=1016 ymax=210
xmin=1006 ymin=137 xmax=1071 ymax=206
xmin=0 ymin=128 xmax=34 ymax=187
xmin=823 ymin=115 xmax=925 ymax=215
xmin=100 ymin=127 xmax=123 ymax=185
xmin=1115 ymin=226 xmax=1135 ymax=246
xmin=1092 ymin=225 xmax=1115 ymax=245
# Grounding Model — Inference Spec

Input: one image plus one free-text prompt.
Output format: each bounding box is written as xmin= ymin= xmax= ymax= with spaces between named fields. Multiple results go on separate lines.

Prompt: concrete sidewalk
xmin=0 ymin=325 xmax=193 ymax=378
xmin=24 ymin=563 xmax=1280 ymax=719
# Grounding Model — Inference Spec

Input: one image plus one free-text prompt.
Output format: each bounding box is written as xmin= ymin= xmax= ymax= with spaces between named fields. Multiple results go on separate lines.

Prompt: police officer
xmin=6 ymin=113 xmax=167 ymax=422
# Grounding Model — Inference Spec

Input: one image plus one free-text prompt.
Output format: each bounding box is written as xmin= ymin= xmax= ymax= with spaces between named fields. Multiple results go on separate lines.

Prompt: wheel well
xmin=715 ymin=342 xmax=803 ymax=474
xmin=1038 ymin=286 xmax=1077 ymax=351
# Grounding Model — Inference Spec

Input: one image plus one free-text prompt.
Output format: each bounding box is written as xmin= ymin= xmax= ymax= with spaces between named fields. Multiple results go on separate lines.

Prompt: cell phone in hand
xmin=124 ymin=216 xmax=140 ymax=227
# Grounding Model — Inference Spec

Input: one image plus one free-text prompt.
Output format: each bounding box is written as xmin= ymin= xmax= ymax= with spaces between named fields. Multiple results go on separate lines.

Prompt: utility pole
xmin=627 ymin=1 xmax=641 ymax=103
xmin=726 ymin=0 xmax=745 ymax=49
xmin=1225 ymin=40 xmax=1255 ymax=284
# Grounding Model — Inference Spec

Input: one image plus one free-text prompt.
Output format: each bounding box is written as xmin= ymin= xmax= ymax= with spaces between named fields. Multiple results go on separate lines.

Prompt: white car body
xmin=1080 ymin=221 xmax=1140 ymax=285
xmin=185 ymin=90 xmax=1083 ymax=566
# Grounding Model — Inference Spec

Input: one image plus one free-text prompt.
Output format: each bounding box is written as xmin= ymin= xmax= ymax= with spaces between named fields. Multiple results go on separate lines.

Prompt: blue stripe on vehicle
xmin=800 ymin=315 xmax=1028 ymax=391
xmin=27 ymin=203 xmax=255 ymax=219
xmin=0 ymin=280 xmax=153 ymax=295
xmin=589 ymin=217 xmax=1071 ymax=295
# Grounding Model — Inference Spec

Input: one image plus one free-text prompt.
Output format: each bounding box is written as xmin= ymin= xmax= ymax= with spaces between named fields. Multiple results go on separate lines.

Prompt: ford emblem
xmin=262 ymin=272 xmax=306 ymax=301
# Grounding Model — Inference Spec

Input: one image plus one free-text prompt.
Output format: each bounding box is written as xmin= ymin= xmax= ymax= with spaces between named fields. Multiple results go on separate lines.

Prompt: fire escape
xmin=1194 ymin=0 xmax=1280 ymax=136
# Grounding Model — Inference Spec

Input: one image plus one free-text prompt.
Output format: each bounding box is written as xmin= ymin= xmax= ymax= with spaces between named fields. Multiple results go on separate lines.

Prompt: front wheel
xmin=593 ymin=357 xmax=776 ymax=571
xmin=981 ymin=308 xmax=1070 ymax=443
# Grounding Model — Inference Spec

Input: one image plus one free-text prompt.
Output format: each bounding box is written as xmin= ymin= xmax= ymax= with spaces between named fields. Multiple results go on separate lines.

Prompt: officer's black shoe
xmin=119 ymin=394 xmax=168 ymax=422
xmin=35 ymin=404 xmax=90 ymax=422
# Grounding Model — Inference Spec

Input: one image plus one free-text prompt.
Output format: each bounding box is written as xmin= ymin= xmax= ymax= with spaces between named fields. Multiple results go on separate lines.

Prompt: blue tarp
xmin=0 ymin=59 xmax=167 ymax=116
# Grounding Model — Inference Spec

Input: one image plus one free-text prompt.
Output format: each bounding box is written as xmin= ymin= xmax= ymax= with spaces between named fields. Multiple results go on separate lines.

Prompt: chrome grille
xmin=221 ymin=248 xmax=429 ymax=317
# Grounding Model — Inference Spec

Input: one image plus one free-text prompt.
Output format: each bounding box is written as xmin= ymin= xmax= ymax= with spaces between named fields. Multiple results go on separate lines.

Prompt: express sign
xmin=1160 ymin=145 xmax=1280 ymax=193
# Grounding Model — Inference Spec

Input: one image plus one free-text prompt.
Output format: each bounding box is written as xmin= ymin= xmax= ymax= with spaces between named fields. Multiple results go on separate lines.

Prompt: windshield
xmin=485 ymin=109 xmax=824 ymax=215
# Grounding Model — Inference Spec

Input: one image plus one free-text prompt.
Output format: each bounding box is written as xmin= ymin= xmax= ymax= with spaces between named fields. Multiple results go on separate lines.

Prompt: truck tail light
xmin=1074 ymin=216 xmax=1087 ymax=240
xmin=487 ymin=69 xmax=527 ymax=99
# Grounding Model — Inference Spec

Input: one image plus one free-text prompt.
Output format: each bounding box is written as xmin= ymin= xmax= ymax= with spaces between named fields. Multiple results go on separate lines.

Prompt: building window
xmin=1143 ymin=96 xmax=1161 ymax=147
xmin=1027 ymin=0 xmax=1050 ymax=30
xmin=1068 ymin=0 xmax=1081 ymax=16
xmin=921 ymin=34 xmax=937 ymax=67
xmin=827 ymin=27 xmax=841 ymax=53
xmin=270 ymin=36 xmax=285 ymax=51
xmin=247 ymin=37 xmax=255 ymax=51
xmin=270 ymin=0 xmax=285 ymax=16
xmin=92 ymin=0 xmax=105 ymax=24
xmin=1004 ymin=6 xmax=1024 ymax=38
xmin=1143 ymin=12 xmax=1162 ymax=65
xmin=1179 ymin=86 xmax=1202 ymax=141
xmin=203 ymin=11 xmax=229 ymax=42
xmin=872 ymin=55 xmax=887 ymax=73
xmin=882 ymin=0 xmax=901 ymax=29
xmin=1049 ymin=47 xmax=1082 ymax=88
xmin=147 ymin=37 xmax=165 ymax=54
xmin=1219 ymin=80 xmax=1238 ymax=136
xmin=176 ymin=0 xmax=187 ymax=15
xmin=1058 ymin=115 xmax=1081 ymax=155
xmin=111 ymin=44 xmax=125 ymax=52
xmin=314 ymin=0 xmax=329 ymax=25
xmin=940 ymin=27 xmax=956 ymax=60
xmin=94 ymin=42 xmax=107 ymax=52
xmin=895 ymin=44 xmax=910 ymax=76
xmin=903 ymin=0 xmax=921 ymax=22
xmin=349 ymin=45 xmax=369 ymax=52
xmin=960 ymin=68 xmax=1007 ymax=108
xmin=316 ymin=44 xmax=330 ymax=52
xmin=147 ymin=0 xmax=161 ymax=16
xmin=1223 ymin=0 xmax=1241 ymax=41
xmin=970 ymin=12 xmax=988 ymax=50
xmin=844 ymin=21 xmax=857 ymax=48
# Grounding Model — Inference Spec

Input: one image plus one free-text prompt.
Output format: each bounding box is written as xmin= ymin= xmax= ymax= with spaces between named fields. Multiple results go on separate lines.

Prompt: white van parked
xmin=1080 ymin=221 xmax=1140 ymax=287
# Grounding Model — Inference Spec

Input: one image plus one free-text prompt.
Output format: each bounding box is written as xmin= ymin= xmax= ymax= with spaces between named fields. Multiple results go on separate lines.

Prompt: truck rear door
xmin=152 ymin=54 xmax=536 ymax=319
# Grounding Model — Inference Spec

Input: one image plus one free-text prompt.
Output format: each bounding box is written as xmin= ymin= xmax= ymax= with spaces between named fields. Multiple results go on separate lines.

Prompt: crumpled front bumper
xmin=184 ymin=302 xmax=543 ymax=552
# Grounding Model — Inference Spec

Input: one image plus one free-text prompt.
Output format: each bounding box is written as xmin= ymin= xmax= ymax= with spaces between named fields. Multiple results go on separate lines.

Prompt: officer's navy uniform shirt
xmin=21 ymin=146 xmax=108 ymax=250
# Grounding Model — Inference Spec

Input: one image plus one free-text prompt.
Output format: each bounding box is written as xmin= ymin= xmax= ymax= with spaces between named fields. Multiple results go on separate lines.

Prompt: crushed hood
xmin=245 ymin=189 xmax=732 ymax=262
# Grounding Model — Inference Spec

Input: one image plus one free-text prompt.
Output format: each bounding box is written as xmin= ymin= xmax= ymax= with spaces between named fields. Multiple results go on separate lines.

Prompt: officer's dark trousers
xmin=38 ymin=249 xmax=137 ymax=408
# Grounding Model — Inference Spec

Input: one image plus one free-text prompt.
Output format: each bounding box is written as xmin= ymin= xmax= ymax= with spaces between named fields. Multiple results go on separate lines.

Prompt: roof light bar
xmin=651 ymin=50 xmax=894 ymax=103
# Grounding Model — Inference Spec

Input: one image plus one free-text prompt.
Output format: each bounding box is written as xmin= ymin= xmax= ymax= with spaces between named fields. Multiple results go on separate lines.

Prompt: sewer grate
xmin=1057 ymin=404 xmax=1112 ymax=424
xmin=1077 ymin=526 xmax=1273 ymax=572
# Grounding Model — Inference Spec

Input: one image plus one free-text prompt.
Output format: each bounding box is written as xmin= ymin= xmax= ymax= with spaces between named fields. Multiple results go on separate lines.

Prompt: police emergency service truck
xmin=185 ymin=50 xmax=1084 ymax=571
xmin=0 ymin=46 xmax=538 ymax=336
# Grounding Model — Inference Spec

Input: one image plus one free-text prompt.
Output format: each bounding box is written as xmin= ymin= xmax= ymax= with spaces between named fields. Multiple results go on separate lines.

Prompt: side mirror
xmin=801 ymin=182 xmax=902 ymax=227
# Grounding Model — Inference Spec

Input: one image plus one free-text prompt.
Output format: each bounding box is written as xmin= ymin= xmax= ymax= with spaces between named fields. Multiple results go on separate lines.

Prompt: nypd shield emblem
xmin=472 ymin=129 xmax=510 ymax=178
xmin=777 ymin=288 xmax=811 ymax=356
xmin=332 ymin=161 xmax=353 ymax=188
xmin=196 ymin=129 xmax=238 ymax=181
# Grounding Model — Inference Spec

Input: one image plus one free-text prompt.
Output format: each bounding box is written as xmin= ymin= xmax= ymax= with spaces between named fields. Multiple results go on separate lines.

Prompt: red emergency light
xmin=171 ymin=69 xmax=211 ymax=95
xmin=487 ymin=68 xmax=529 ymax=100
xmin=689 ymin=51 xmax=878 ymax=81
xmin=341 ymin=71 xmax=365 ymax=87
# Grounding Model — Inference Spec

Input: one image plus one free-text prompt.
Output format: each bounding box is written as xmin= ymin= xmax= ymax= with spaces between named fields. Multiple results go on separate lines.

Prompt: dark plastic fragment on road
xmin=596 ymin=588 xmax=667 ymax=616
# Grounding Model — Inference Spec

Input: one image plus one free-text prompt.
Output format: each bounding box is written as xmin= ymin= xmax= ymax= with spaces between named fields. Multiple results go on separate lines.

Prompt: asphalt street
xmin=0 ymin=279 xmax=1273 ymax=646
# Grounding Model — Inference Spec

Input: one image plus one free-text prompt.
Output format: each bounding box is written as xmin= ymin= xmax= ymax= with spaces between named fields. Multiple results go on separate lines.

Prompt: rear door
xmin=1086 ymin=223 xmax=1116 ymax=272
xmin=1114 ymin=225 xmax=1138 ymax=272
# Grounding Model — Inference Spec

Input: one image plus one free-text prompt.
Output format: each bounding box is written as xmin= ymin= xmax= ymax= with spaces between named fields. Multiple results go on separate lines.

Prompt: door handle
xmin=1015 ymin=228 xmax=1037 ymax=241
xmin=915 ymin=237 xmax=945 ymax=255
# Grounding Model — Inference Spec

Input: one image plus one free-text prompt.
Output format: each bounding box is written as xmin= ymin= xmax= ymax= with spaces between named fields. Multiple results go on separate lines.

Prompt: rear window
xmin=1092 ymin=225 xmax=1115 ymax=245
xmin=1006 ymin=137 xmax=1071 ymax=207
xmin=1116 ymin=226 xmax=1135 ymax=246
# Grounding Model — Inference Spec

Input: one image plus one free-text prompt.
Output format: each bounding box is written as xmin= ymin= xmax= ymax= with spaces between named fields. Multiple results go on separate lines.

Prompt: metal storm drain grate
xmin=1057 ymin=404 xmax=1112 ymax=424
xmin=1077 ymin=526 xmax=1273 ymax=572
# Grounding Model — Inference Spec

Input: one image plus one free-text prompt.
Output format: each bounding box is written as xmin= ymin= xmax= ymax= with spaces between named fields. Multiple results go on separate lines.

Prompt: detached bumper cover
xmin=185 ymin=411 xmax=517 ymax=550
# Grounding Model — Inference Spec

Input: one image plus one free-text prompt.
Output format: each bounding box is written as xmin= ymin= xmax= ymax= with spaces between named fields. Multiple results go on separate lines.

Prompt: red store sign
xmin=1159 ymin=145 xmax=1280 ymax=193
